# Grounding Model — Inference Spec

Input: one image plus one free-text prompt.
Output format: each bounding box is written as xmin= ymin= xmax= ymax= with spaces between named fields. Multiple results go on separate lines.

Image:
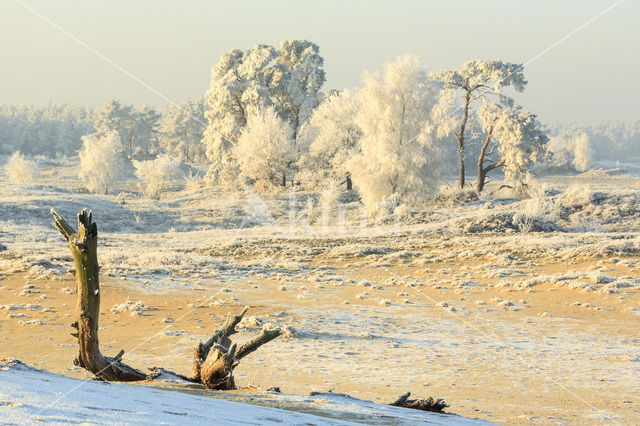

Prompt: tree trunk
xmin=458 ymin=150 xmax=465 ymax=190
xmin=346 ymin=173 xmax=352 ymax=191
xmin=476 ymin=117 xmax=503 ymax=193
xmin=455 ymin=92 xmax=471 ymax=189
xmin=51 ymin=209 xmax=146 ymax=381
xmin=281 ymin=171 xmax=286 ymax=187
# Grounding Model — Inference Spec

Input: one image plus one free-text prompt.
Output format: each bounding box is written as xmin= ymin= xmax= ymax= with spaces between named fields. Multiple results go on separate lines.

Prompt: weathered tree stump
xmin=390 ymin=392 xmax=449 ymax=413
xmin=51 ymin=208 xmax=146 ymax=381
xmin=51 ymin=208 xmax=281 ymax=388
xmin=191 ymin=307 xmax=282 ymax=389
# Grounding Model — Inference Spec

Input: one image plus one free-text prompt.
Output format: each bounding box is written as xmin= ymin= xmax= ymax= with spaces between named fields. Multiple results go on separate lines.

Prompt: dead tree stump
xmin=51 ymin=208 xmax=146 ymax=381
xmin=191 ymin=307 xmax=282 ymax=389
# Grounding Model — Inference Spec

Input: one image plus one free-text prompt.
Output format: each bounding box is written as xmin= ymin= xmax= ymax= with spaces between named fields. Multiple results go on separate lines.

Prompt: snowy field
xmin=0 ymin=359 xmax=485 ymax=425
xmin=1 ymin=157 xmax=640 ymax=424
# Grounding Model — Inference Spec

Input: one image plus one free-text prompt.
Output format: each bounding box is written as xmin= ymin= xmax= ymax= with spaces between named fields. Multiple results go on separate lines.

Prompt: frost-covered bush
xmin=319 ymin=180 xmax=341 ymax=215
xmin=184 ymin=171 xmax=205 ymax=192
xmin=234 ymin=107 xmax=294 ymax=189
xmin=133 ymin=154 xmax=182 ymax=199
xmin=78 ymin=131 xmax=124 ymax=195
xmin=3 ymin=152 xmax=38 ymax=184
xmin=429 ymin=185 xmax=478 ymax=207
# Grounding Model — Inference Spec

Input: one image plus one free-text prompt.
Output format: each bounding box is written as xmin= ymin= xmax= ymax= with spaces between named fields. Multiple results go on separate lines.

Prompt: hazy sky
xmin=2 ymin=0 xmax=638 ymax=124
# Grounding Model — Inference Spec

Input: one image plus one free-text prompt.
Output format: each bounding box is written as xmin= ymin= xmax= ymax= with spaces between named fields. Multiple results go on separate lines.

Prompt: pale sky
xmin=1 ymin=0 xmax=638 ymax=124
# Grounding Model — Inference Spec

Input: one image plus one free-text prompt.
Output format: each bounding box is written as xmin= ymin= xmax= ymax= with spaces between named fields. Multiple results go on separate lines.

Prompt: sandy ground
xmin=1 ymin=249 xmax=638 ymax=425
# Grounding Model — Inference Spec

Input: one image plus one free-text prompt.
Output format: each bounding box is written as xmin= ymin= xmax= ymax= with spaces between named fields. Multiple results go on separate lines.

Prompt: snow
xmin=0 ymin=360 xmax=484 ymax=425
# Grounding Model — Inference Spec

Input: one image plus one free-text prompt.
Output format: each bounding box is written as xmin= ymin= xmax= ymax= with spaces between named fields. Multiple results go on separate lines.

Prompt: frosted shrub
xmin=133 ymin=154 xmax=182 ymax=199
xmin=78 ymin=131 xmax=124 ymax=195
xmin=545 ymin=131 xmax=592 ymax=173
xmin=319 ymin=180 xmax=341 ymax=214
xmin=4 ymin=152 xmax=38 ymax=184
xmin=184 ymin=171 xmax=204 ymax=192
xmin=394 ymin=203 xmax=411 ymax=219
xmin=558 ymin=184 xmax=594 ymax=210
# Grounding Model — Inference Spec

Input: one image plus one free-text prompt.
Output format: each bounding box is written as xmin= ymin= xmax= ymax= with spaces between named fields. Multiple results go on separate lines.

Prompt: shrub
xmin=4 ymin=152 xmax=38 ymax=184
xmin=78 ymin=131 xmax=124 ymax=195
xmin=133 ymin=154 xmax=181 ymax=199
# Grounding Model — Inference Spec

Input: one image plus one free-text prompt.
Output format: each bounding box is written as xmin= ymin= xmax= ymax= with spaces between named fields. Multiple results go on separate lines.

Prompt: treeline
xmin=3 ymin=39 xmax=639 ymax=214
xmin=0 ymin=98 xmax=206 ymax=162
xmin=545 ymin=120 xmax=640 ymax=172
xmin=0 ymin=104 xmax=94 ymax=157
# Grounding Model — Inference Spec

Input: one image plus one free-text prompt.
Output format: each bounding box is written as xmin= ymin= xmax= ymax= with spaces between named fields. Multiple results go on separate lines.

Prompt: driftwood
xmin=52 ymin=208 xmax=280 ymax=389
xmin=389 ymin=392 xmax=449 ymax=413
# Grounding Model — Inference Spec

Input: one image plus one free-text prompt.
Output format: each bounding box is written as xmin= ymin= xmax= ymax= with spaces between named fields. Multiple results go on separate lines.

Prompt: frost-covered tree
xmin=202 ymin=45 xmax=276 ymax=181
xmin=271 ymin=40 xmax=325 ymax=141
xmin=133 ymin=154 xmax=182 ymax=199
xmin=202 ymin=40 xmax=325 ymax=183
xmin=94 ymin=100 xmax=159 ymax=160
xmin=572 ymin=132 xmax=592 ymax=172
xmin=3 ymin=151 xmax=38 ymax=184
xmin=130 ymin=106 xmax=161 ymax=159
xmin=476 ymin=102 xmax=548 ymax=192
xmin=431 ymin=60 xmax=527 ymax=189
xmin=159 ymin=98 xmax=206 ymax=163
xmin=78 ymin=131 xmax=124 ymax=195
xmin=234 ymin=107 xmax=294 ymax=188
xmin=94 ymin=100 xmax=134 ymax=150
xmin=348 ymin=54 xmax=445 ymax=213
xmin=545 ymin=128 xmax=593 ymax=172
xmin=298 ymin=90 xmax=361 ymax=189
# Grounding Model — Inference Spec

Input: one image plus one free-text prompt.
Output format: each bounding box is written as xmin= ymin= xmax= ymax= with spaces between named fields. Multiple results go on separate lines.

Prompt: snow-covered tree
xmin=133 ymin=154 xmax=182 ymax=199
xmin=430 ymin=60 xmax=527 ymax=189
xmin=202 ymin=40 xmax=325 ymax=183
xmin=572 ymin=132 xmax=592 ymax=172
xmin=234 ymin=106 xmax=294 ymax=188
xmin=94 ymin=100 xmax=134 ymax=150
xmin=94 ymin=100 xmax=159 ymax=160
xmin=159 ymin=98 xmax=206 ymax=163
xmin=545 ymin=128 xmax=593 ymax=172
xmin=348 ymin=54 xmax=446 ymax=214
xmin=202 ymin=45 xmax=276 ymax=181
xmin=78 ymin=131 xmax=124 ymax=195
xmin=298 ymin=90 xmax=361 ymax=189
xmin=3 ymin=151 xmax=38 ymax=184
xmin=271 ymin=40 xmax=325 ymax=141
xmin=476 ymin=102 xmax=548 ymax=191
xmin=130 ymin=106 xmax=161 ymax=159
